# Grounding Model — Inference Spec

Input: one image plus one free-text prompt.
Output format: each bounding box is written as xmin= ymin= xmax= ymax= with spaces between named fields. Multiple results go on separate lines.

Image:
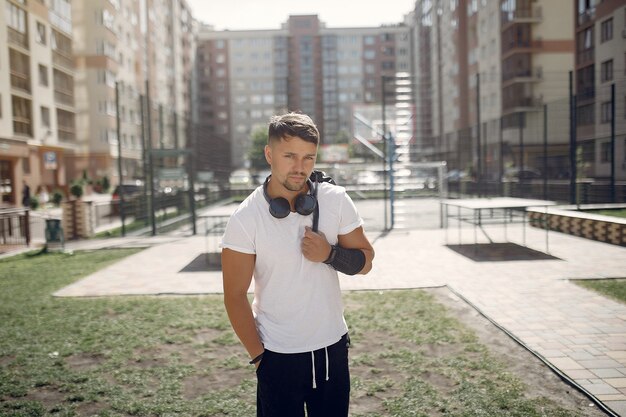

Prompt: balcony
xmin=501 ymin=7 xmax=542 ymax=27
xmin=13 ymin=117 xmax=33 ymax=138
xmin=576 ymin=48 xmax=594 ymax=66
xmin=7 ymin=27 xmax=28 ymax=50
xmin=54 ymin=88 xmax=74 ymax=107
xmin=52 ymin=50 xmax=74 ymax=71
xmin=57 ymin=126 xmax=76 ymax=142
xmin=10 ymin=70 xmax=31 ymax=94
xmin=502 ymin=67 xmax=543 ymax=86
xmin=501 ymin=39 xmax=542 ymax=57
xmin=502 ymin=96 xmax=544 ymax=114
xmin=577 ymin=87 xmax=595 ymax=101
xmin=577 ymin=8 xmax=595 ymax=26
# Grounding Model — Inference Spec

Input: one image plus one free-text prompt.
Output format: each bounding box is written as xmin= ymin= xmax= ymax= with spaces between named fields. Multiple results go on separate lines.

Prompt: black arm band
xmin=325 ymin=245 xmax=366 ymax=276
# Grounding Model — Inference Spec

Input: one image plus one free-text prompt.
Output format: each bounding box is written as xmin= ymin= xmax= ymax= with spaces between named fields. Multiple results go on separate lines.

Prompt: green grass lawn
xmin=0 ymin=250 xmax=594 ymax=417
xmin=573 ymin=278 xmax=626 ymax=304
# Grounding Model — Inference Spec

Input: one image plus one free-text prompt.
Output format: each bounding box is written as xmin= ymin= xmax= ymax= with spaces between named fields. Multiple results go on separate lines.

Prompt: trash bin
xmin=45 ymin=218 xmax=64 ymax=251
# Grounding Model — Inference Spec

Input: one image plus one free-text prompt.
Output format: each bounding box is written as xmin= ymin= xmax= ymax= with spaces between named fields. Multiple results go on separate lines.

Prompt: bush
xmin=70 ymin=183 xmax=83 ymax=199
xmin=101 ymin=175 xmax=111 ymax=193
xmin=29 ymin=196 xmax=39 ymax=210
xmin=52 ymin=190 xmax=63 ymax=206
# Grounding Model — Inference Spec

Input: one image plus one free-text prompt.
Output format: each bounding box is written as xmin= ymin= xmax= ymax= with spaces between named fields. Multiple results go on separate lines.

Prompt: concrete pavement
xmin=48 ymin=213 xmax=626 ymax=416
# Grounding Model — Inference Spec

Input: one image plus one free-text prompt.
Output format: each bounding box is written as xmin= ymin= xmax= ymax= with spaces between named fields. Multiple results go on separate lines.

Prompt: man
xmin=22 ymin=181 xmax=31 ymax=208
xmin=221 ymin=112 xmax=374 ymax=417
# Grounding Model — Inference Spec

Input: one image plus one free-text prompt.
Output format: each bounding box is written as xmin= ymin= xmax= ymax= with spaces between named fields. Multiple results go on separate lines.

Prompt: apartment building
xmin=575 ymin=0 xmax=626 ymax=180
xmin=71 ymin=0 xmax=196 ymax=186
xmin=1 ymin=0 xmax=75 ymax=206
xmin=411 ymin=0 xmax=574 ymax=178
xmin=498 ymin=0 xmax=574 ymax=178
xmin=196 ymin=15 xmax=412 ymax=177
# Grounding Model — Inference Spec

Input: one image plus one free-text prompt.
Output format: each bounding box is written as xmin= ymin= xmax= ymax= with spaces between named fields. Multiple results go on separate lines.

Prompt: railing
xmin=10 ymin=70 xmax=31 ymax=93
xmin=577 ymin=9 xmax=595 ymax=26
xmin=57 ymin=126 xmax=76 ymax=142
xmin=53 ymin=50 xmax=74 ymax=70
xmin=576 ymin=48 xmax=594 ymax=65
xmin=501 ymin=7 xmax=542 ymax=25
xmin=54 ymin=88 xmax=75 ymax=106
xmin=447 ymin=180 xmax=626 ymax=205
xmin=0 ymin=208 xmax=30 ymax=247
xmin=7 ymin=27 xmax=28 ymax=49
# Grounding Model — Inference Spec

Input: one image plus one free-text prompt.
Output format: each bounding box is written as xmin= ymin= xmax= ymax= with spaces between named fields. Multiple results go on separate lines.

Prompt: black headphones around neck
xmin=262 ymin=175 xmax=318 ymax=219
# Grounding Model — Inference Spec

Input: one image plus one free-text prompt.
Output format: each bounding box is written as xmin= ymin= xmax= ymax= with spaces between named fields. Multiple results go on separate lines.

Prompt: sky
xmin=185 ymin=0 xmax=416 ymax=31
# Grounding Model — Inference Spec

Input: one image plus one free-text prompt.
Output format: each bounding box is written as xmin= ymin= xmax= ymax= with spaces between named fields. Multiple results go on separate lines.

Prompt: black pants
xmin=256 ymin=333 xmax=350 ymax=417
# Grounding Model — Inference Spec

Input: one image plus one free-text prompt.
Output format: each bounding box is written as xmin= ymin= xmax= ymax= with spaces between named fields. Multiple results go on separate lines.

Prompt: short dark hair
xmin=268 ymin=112 xmax=319 ymax=145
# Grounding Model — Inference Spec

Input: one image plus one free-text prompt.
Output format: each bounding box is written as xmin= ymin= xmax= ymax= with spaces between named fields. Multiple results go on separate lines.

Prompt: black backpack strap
xmin=310 ymin=170 xmax=336 ymax=185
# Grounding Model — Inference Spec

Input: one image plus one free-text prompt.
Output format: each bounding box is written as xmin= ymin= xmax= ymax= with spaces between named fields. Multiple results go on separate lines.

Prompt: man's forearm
xmin=224 ymin=293 xmax=264 ymax=359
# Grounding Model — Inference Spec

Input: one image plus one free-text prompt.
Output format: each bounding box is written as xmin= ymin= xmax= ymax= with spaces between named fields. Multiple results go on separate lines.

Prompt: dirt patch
xmin=66 ymin=353 xmax=105 ymax=371
xmin=24 ymin=387 xmax=65 ymax=404
xmin=182 ymin=370 xmax=251 ymax=400
xmin=427 ymin=286 xmax=606 ymax=416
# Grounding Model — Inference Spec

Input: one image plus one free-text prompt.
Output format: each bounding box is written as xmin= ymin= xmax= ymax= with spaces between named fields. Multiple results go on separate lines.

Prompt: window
xmin=600 ymin=18 xmax=612 ymax=42
xmin=12 ymin=95 xmax=32 ymax=136
xmin=600 ymin=141 xmax=611 ymax=163
xmin=36 ymin=22 xmax=47 ymax=44
xmin=41 ymin=106 xmax=50 ymax=128
xmin=6 ymin=1 xmax=26 ymax=33
xmin=600 ymin=101 xmax=612 ymax=123
xmin=576 ymin=103 xmax=595 ymax=126
xmin=38 ymin=64 xmax=48 ymax=86
xmin=363 ymin=50 xmax=375 ymax=59
xmin=601 ymin=59 xmax=613 ymax=82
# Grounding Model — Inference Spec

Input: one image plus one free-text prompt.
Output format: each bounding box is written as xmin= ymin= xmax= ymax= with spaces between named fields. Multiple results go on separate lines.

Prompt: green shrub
xmin=70 ymin=183 xmax=83 ymax=199
xmin=52 ymin=190 xmax=63 ymax=206
xmin=29 ymin=196 xmax=39 ymax=210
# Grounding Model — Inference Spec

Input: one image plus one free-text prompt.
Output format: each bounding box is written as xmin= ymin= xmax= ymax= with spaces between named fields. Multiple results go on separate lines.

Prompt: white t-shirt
xmin=221 ymin=182 xmax=363 ymax=353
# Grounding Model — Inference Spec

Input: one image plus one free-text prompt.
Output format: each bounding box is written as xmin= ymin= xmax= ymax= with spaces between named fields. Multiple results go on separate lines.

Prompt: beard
xmin=281 ymin=172 xmax=308 ymax=192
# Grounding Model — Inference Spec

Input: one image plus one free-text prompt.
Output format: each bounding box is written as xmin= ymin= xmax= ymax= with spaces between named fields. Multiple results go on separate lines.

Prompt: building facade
xmin=71 ymin=0 xmax=196 ymax=187
xmin=410 ymin=0 xmax=576 ymax=180
xmin=575 ymin=0 xmax=626 ymax=180
xmin=196 ymin=15 xmax=412 ymax=178
xmin=1 ymin=0 xmax=74 ymax=206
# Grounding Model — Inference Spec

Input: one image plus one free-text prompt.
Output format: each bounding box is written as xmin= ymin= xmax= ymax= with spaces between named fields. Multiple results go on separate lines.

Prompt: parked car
xmin=445 ymin=169 xmax=468 ymax=182
xmin=356 ymin=170 xmax=381 ymax=185
xmin=229 ymin=169 xmax=253 ymax=187
xmin=253 ymin=169 xmax=272 ymax=185
xmin=112 ymin=182 xmax=143 ymax=200
xmin=504 ymin=167 xmax=542 ymax=180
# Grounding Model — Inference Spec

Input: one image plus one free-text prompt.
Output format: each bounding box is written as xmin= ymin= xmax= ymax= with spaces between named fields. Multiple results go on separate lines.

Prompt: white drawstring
xmin=311 ymin=351 xmax=317 ymax=389
xmin=311 ymin=347 xmax=330 ymax=389
xmin=324 ymin=347 xmax=329 ymax=381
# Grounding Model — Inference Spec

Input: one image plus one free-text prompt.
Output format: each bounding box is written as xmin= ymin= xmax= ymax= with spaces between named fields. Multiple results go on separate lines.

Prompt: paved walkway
xmin=51 ymin=221 xmax=626 ymax=416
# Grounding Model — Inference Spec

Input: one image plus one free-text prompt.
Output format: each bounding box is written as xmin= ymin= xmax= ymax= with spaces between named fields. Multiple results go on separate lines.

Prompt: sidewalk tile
xmin=579 ymin=383 xmax=619 ymax=395
xmin=591 ymin=368 xmax=626 ymax=378
xmin=566 ymin=370 xmax=597 ymax=379
xmin=578 ymin=359 xmax=624 ymax=369
xmin=606 ymin=378 xmax=626 ymax=388
xmin=550 ymin=357 xmax=584 ymax=370
xmin=604 ymin=401 xmax=626 ymax=416
xmin=597 ymin=394 xmax=626 ymax=401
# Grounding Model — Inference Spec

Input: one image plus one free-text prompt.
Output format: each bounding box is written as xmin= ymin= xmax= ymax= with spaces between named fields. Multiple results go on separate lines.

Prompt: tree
xmin=248 ymin=127 xmax=269 ymax=171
